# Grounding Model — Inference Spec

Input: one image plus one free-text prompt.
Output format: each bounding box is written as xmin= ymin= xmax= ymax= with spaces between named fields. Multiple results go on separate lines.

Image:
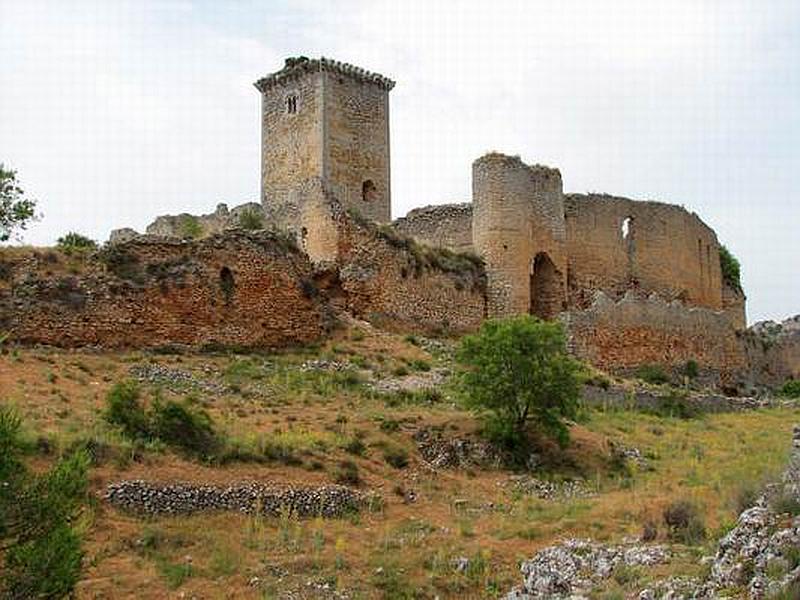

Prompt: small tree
xmin=456 ymin=315 xmax=581 ymax=449
xmin=0 ymin=407 xmax=89 ymax=597
xmin=0 ymin=164 xmax=38 ymax=242
xmin=238 ymin=208 xmax=264 ymax=231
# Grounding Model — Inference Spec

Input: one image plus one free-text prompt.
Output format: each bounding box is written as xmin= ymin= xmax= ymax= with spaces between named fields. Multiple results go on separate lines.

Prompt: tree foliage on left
xmin=0 ymin=407 xmax=89 ymax=598
xmin=0 ymin=164 xmax=38 ymax=242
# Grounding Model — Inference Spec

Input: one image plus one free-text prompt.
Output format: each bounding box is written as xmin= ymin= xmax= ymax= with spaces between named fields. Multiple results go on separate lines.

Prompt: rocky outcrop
xmin=105 ymin=480 xmax=373 ymax=518
xmin=505 ymin=539 xmax=670 ymax=598
xmin=506 ymin=424 xmax=800 ymax=599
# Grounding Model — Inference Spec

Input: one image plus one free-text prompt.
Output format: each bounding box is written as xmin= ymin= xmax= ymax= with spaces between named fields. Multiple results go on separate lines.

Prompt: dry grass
xmin=1 ymin=326 xmax=798 ymax=599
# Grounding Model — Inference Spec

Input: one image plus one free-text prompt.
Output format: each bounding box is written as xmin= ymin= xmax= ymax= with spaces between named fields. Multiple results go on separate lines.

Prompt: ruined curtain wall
xmin=392 ymin=203 xmax=474 ymax=253
xmin=566 ymin=293 xmax=746 ymax=385
xmin=0 ymin=233 xmax=327 ymax=349
xmin=564 ymin=195 xmax=723 ymax=311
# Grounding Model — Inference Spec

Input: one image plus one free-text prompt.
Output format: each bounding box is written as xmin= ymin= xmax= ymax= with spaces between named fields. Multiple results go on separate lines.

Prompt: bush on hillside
xmin=456 ymin=315 xmax=581 ymax=449
xmin=237 ymin=209 xmax=264 ymax=230
xmin=0 ymin=407 xmax=89 ymax=598
xmin=104 ymin=381 xmax=223 ymax=460
xmin=778 ymin=379 xmax=800 ymax=399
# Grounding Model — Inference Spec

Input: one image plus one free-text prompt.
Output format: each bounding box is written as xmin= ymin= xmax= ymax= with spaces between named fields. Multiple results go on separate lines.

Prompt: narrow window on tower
xmin=362 ymin=179 xmax=376 ymax=202
xmin=286 ymin=95 xmax=297 ymax=114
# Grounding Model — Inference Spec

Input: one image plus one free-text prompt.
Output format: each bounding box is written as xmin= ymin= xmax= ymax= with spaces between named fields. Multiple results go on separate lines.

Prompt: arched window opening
xmin=529 ymin=253 xmax=564 ymax=320
xmin=286 ymin=95 xmax=298 ymax=114
xmin=219 ymin=266 xmax=235 ymax=303
xmin=362 ymin=179 xmax=377 ymax=203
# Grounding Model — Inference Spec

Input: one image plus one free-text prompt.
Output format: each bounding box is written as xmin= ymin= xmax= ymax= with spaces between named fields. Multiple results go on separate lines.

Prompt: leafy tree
xmin=57 ymin=231 xmax=98 ymax=255
xmin=0 ymin=164 xmax=38 ymax=242
xmin=0 ymin=407 xmax=89 ymax=598
xmin=456 ymin=315 xmax=581 ymax=449
xmin=719 ymin=245 xmax=742 ymax=291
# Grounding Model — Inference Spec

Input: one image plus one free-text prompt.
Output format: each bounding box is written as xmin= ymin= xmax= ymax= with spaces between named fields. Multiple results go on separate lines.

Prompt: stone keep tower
xmin=472 ymin=153 xmax=568 ymax=319
xmin=254 ymin=57 xmax=394 ymax=226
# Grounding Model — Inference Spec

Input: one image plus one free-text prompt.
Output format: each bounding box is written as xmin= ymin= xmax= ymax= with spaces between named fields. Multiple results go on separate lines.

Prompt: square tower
xmin=254 ymin=57 xmax=394 ymax=225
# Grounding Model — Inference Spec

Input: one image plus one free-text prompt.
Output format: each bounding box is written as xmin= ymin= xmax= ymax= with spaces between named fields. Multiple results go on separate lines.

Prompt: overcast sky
xmin=1 ymin=0 xmax=798 ymax=323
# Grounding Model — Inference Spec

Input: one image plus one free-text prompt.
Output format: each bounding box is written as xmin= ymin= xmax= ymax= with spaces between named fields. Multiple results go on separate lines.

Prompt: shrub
xmin=647 ymin=390 xmax=700 ymax=419
xmin=683 ymin=359 xmax=699 ymax=380
xmin=0 ymin=407 xmax=89 ymax=598
xmin=178 ymin=215 xmax=203 ymax=239
xmin=237 ymin=209 xmax=264 ymax=230
xmin=383 ymin=445 xmax=409 ymax=469
xmin=0 ymin=164 xmax=38 ymax=242
xmin=778 ymin=379 xmax=800 ymax=399
xmin=150 ymin=399 xmax=221 ymax=460
xmin=334 ymin=460 xmax=361 ymax=486
xmin=663 ymin=499 xmax=706 ymax=545
xmin=104 ymin=381 xmax=151 ymax=439
xmin=341 ymin=436 xmax=367 ymax=457
xmin=56 ymin=232 xmax=97 ymax=255
xmin=456 ymin=315 xmax=581 ymax=449
xmin=408 ymin=359 xmax=431 ymax=372
xmin=634 ymin=363 xmax=670 ymax=385
xmin=719 ymin=245 xmax=742 ymax=291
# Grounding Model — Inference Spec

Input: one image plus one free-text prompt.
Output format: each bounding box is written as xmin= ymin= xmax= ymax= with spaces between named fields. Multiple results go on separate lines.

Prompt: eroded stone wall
xmin=392 ymin=203 xmax=474 ymax=253
xmin=565 ymin=292 xmax=746 ymax=386
xmin=0 ymin=232 xmax=327 ymax=349
xmin=722 ymin=283 xmax=747 ymax=330
xmin=335 ymin=216 xmax=486 ymax=334
xmin=564 ymin=194 xmax=723 ymax=311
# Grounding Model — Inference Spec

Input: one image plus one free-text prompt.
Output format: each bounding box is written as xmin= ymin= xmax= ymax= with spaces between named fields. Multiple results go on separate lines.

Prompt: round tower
xmin=472 ymin=153 xmax=567 ymax=319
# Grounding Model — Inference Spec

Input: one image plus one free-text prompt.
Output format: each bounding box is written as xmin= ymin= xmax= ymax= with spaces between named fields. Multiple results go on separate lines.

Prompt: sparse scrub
xmin=237 ymin=208 xmax=264 ymax=230
xmin=770 ymin=490 xmax=800 ymax=516
xmin=634 ymin=363 xmax=671 ymax=385
xmin=56 ymin=232 xmax=97 ymax=255
xmin=334 ymin=460 xmax=361 ymax=486
xmin=383 ymin=445 xmax=409 ymax=469
xmin=663 ymin=499 xmax=706 ymax=545
xmin=719 ymin=245 xmax=742 ymax=291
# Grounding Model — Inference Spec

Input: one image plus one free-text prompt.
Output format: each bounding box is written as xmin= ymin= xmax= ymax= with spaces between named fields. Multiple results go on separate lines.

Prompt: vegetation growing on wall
xmin=719 ymin=245 xmax=742 ymax=291
xmin=57 ymin=232 xmax=98 ymax=255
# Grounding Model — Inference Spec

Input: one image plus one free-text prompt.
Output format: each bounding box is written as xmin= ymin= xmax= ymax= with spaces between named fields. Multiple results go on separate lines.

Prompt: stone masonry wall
xmin=0 ymin=232 xmax=328 ymax=349
xmin=565 ymin=291 xmax=746 ymax=386
xmin=324 ymin=72 xmax=391 ymax=223
xmin=259 ymin=70 xmax=323 ymax=228
xmin=472 ymin=153 xmax=567 ymax=319
xmin=564 ymin=194 xmax=723 ymax=311
xmin=722 ymin=283 xmax=747 ymax=330
xmin=335 ymin=215 xmax=486 ymax=334
xmin=392 ymin=203 xmax=474 ymax=253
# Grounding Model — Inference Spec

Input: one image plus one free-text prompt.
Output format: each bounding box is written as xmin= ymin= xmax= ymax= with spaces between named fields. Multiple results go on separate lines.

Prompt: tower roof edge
xmin=254 ymin=56 xmax=395 ymax=93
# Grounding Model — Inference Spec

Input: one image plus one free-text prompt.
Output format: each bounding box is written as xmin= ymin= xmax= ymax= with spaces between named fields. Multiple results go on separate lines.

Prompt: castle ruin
xmin=3 ymin=56 xmax=795 ymax=391
xmin=255 ymin=57 xmax=746 ymax=329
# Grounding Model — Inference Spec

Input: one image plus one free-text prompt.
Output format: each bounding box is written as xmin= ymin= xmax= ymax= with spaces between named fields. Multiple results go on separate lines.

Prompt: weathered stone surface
xmin=393 ymin=203 xmax=474 ymax=253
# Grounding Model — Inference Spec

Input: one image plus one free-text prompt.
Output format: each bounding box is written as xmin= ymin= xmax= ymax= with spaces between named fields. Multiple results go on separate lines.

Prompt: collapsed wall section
xmin=564 ymin=194 xmax=723 ymax=311
xmin=0 ymin=232 xmax=328 ymax=349
xmin=335 ymin=214 xmax=486 ymax=334
xmin=392 ymin=203 xmax=474 ymax=253
xmin=565 ymin=291 xmax=747 ymax=386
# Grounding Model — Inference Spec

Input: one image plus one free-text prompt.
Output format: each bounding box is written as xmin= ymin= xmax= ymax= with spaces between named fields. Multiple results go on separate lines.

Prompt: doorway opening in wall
xmin=529 ymin=252 xmax=563 ymax=320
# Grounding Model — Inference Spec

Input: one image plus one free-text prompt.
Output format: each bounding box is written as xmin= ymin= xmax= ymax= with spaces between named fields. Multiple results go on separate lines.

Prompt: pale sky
xmin=1 ymin=0 xmax=798 ymax=324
